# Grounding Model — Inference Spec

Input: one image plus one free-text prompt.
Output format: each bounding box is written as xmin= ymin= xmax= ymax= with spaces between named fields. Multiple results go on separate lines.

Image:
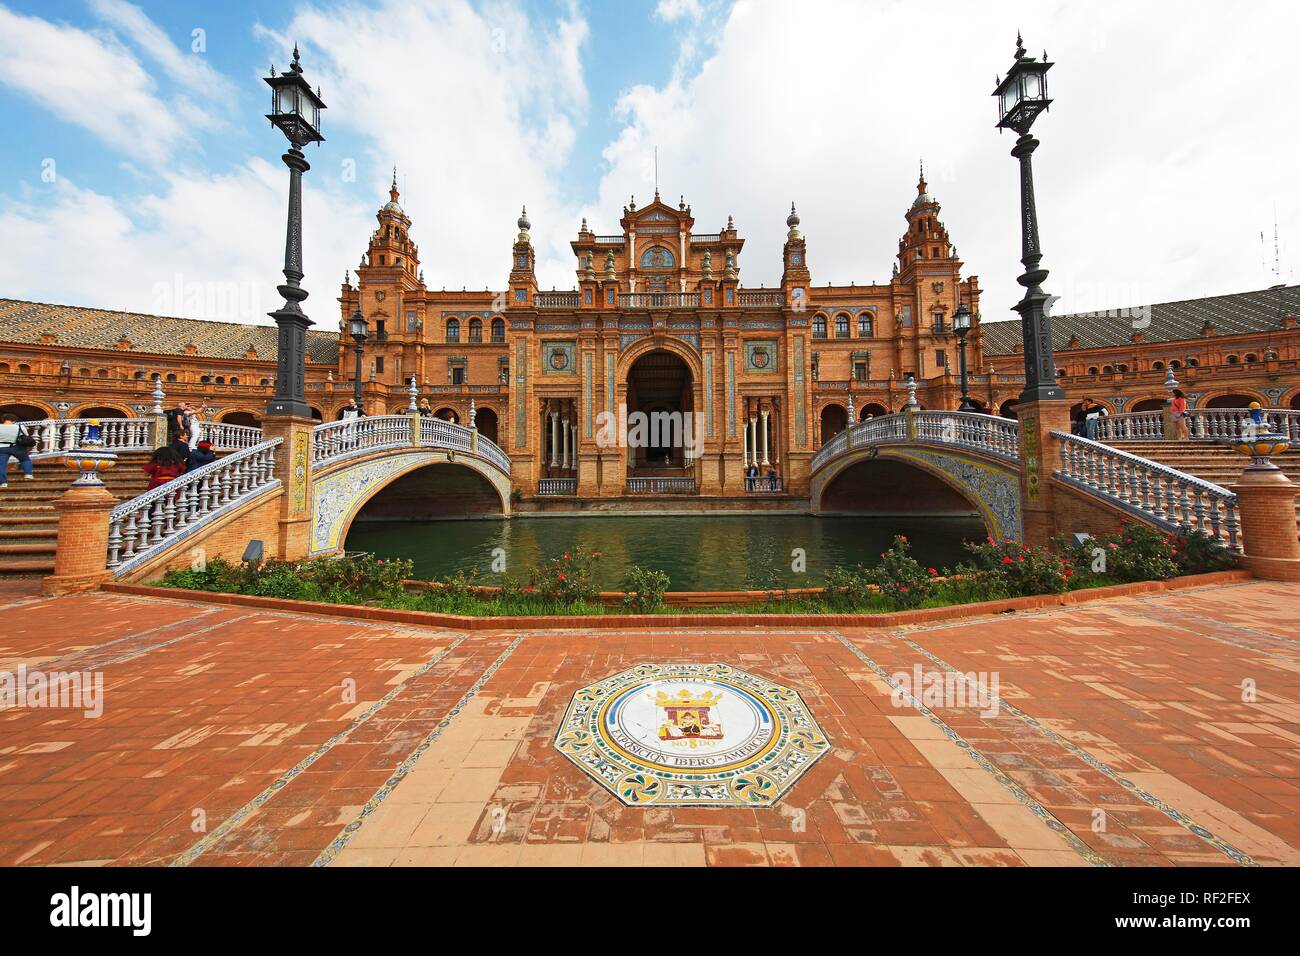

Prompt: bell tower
xmin=508 ymin=206 xmax=537 ymax=308
xmin=781 ymin=203 xmax=811 ymax=308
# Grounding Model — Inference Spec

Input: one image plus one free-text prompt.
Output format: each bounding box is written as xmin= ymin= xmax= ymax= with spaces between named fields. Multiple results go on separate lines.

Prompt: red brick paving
xmin=0 ymin=584 xmax=1296 ymax=866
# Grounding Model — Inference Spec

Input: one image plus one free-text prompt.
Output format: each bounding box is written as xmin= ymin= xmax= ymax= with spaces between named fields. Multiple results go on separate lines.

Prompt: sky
xmin=0 ymin=0 xmax=1296 ymax=331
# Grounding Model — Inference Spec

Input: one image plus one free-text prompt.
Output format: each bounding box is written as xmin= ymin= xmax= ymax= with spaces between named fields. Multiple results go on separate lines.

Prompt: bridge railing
xmin=1052 ymin=431 xmax=1240 ymax=551
xmin=107 ymin=438 xmax=283 ymax=575
xmin=312 ymin=414 xmax=513 ymax=474
xmin=1097 ymin=408 xmax=1300 ymax=442
xmin=811 ymin=410 xmax=1019 ymax=472
xmin=199 ymin=422 xmax=264 ymax=450
xmin=913 ymin=411 xmax=1020 ymax=462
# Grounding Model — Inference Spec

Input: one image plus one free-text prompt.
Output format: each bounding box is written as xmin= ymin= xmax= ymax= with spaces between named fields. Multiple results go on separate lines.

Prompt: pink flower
xmin=899 ymin=536 xmax=908 ymax=542
xmin=1109 ymin=542 xmax=1118 ymax=550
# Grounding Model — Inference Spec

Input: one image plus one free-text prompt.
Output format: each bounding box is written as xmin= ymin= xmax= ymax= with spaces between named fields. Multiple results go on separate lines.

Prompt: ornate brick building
xmin=5 ymin=169 xmax=1299 ymax=500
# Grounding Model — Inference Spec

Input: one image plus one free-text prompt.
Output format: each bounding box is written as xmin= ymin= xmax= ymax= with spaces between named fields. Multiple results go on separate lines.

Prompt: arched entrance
xmin=220 ymin=411 xmax=261 ymax=428
xmin=1204 ymin=393 xmax=1259 ymax=409
xmin=0 ymin=402 xmax=51 ymax=422
xmin=434 ymin=407 xmax=460 ymax=423
xmin=625 ymin=349 xmax=694 ymax=470
xmin=475 ymin=407 xmax=499 ymax=446
xmin=999 ymin=399 xmax=1019 ymax=419
xmin=1130 ymin=397 xmax=1167 ymax=413
xmin=75 ymin=405 xmax=132 ymax=420
xmin=819 ymin=404 xmax=847 ymax=444
xmin=859 ymin=403 xmax=888 ymax=420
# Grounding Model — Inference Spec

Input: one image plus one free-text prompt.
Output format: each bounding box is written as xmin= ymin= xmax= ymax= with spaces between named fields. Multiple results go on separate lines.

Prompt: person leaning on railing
xmin=1169 ymin=389 xmax=1190 ymax=440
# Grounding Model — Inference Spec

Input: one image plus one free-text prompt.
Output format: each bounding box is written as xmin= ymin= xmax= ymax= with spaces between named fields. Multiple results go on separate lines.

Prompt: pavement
xmin=0 ymin=579 xmax=1297 ymax=867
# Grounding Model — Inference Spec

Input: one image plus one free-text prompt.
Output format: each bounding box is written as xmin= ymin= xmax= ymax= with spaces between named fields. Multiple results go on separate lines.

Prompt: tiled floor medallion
xmin=555 ymin=662 xmax=828 ymax=807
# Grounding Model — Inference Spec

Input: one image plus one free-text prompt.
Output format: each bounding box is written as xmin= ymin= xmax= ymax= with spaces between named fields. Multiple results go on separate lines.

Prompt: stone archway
xmin=73 ymin=404 xmax=133 ymax=419
xmin=819 ymin=404 xmax=847 ymax=444
xmin=1204 ymin=391 xmax=1264 ymax=409
xmin=624 ymin=348 xmax=695 ymax=470
xmin=475 ymin=407 xmax=499 ymax=446
xmin=219 ymin=410 xmax=261 ymax=428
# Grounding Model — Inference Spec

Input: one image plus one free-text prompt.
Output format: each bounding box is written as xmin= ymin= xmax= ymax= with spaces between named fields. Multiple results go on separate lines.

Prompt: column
xmin=761 ymin=408 xmax=770 ymax=466
xmin=562 ymin=411 xmax=572 ymax=470
xmin=548 ymin=408 xmax=558 ymax=467
xmin=742 ymin=413 xmax=751 ymax=467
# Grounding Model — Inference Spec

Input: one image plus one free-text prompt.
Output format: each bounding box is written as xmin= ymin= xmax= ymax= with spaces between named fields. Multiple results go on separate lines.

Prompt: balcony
xmin=538 ymin=478 xmax=577 ymax=496
xmin=535 ymin=291 xmax=581 ymax=310
xmin=737 ymin=290 xmax=783 ymax=307
xmin=745 ymin=476 xmax=783 ymax=494
xmin=626 ymin=477 xmax=696 ymax=494
xmin=618 ymin=292 xmax=699 ymax=310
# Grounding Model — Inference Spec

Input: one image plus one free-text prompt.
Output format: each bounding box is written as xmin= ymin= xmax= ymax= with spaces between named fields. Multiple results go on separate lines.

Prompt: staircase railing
xmin=23 ymin=418 xmax=265 ymax=457
xmin=107 ymin=439 xmax=283 ymax=575
xmin=26 ymin=418 xmax=153 ymax=458
xmin=1097 ymin=408 xmax=1300 ymax=442
xmin=1052 ymin=431 xmax=1240 ymax=551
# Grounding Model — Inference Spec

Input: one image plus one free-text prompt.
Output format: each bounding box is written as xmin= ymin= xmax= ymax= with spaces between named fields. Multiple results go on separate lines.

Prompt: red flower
xmin=927 ymin=568 xmax=937 ymax=575
xmin=899 ymin=536 xmax=908 ymax=542
xmin=1017 ymin=556 xmax=1025 ymax=562
xmin=899 ymin=585 xmax=910 ymax=592
xmin=1001 ymin=556 xmax=1014 ymax=565
xmin=564 ymin=553 xmax=571 ymax=559
xmin=558 ymin=573 xmax=566 ymax=581
xmin=525 ymin=585 xmax=533 ymax=591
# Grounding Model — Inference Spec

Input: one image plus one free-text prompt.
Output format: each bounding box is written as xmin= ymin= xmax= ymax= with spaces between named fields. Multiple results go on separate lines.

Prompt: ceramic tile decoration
xmin=555 ymin=662 xmax=829 ymax=807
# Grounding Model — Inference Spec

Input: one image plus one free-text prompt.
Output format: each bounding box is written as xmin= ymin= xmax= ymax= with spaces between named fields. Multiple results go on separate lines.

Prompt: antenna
xmin=654 ymin=146 xmax=659 ymax=197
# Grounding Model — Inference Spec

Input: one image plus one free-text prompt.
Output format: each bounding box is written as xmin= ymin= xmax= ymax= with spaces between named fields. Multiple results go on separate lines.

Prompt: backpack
xmin=13 ymin=426 xmax=36 ymax=449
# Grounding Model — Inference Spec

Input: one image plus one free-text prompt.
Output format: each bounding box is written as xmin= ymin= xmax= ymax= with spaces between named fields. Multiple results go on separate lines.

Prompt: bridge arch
xmin=311 ymin=449 xmax=511 ymax=556
xmin=811 ymin=446 xmax=1021 ymax=541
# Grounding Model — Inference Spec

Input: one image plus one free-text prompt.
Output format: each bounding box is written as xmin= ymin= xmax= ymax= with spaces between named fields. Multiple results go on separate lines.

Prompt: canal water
xmin=345 ymin=514 xmax=987 ymax=591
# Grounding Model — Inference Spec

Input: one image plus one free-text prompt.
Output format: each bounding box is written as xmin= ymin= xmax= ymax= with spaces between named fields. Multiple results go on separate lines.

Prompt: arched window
xmin=1152 ymin=361 xmax=1164 ymax=370
xmin=0 ymin=363 xmax=8 ymax=373
xmin=1187 ymin=358 xmax=1199 ymax=368
xmin=1118 ymin=364 xmax=1129 ymax=372
xmin=229 ymin=377 xmax=239 ymax=385
xmin=858 ymin=313 xmax=873 ymax=337
xmin=1226 ymin=354 xmax=1239 ymax=365
xmin=1168 ymin=360 xmax=1180 ymax=370
xmin=469 ymin=318 xmax=483 ymax=343
xmin=166 ymin=373 xmax=177 ymax=383
xmin=1245 ymin=353 xmax=1259 ymax=363
xmin=17 ymin=364 xmax=29 ymax=374
xmin=1102 ymin=365 xmax=1113 ymax=374
xmin=835 ymin=314 xmax=850 ymax=338
xmin=200 ymin=375 xmax=211 ymax=384
xmin=260 ymin=378 xmax=270 ymax=386
xmin=96 ymin=369 xmax=109 ymax=378
xmin=446 ymin=318 xmax=460 ymax=343
xmin=812 ymin=315 xmax=827 ymax=339
xmin=1088 ymin=366 xmax=1099 ymax=375
xmin=491 ymin=317 xmax=505 ymax=342
xmin=133 ymin=370 xmax=145 ymax=379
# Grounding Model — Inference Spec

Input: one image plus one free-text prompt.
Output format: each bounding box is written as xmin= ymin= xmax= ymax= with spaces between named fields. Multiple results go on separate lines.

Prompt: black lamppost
xmin=994 ymin=34 xmax=1063 ymax=405
xmin=953 ymin=303 xmax=978 ymax=411
xmin=348 ymin=308 xmax=368 ymax=403
xmin=263 ymin=46 xmax=326 ymax=419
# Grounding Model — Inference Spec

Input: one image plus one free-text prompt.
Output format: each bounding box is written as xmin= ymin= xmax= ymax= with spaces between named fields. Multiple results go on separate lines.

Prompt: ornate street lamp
xmin=263 ymin=46 xmax=326 ymax=419
xmin=348 ymin=307 xmax=369 ymax=403
xmin=953 ymin=303 xmax=978 ymax=411
xmin=994 ymin=34 xmax=1064 ymax=405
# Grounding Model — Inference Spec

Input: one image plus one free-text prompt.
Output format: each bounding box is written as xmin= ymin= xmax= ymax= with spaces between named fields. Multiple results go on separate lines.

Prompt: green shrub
xmin=1085 ymin=522 xmax=1180 ymax=583
xmin=869 ymin=535 xmax=932 ymax=608
xmin=528 ymin=547 xmax=601 ymax=603
xmin=307 ymin=552 xmax=412 ymax=600
xmin=621 ymin=565 xmax=670 ymax=612
xmin=823 ymin=564 xmax=875 ymax=607
xmin=1172 ymin=527 xmax=1237 ymax=574
xmin=241 ymin=560 xmax=324 ymax=601
xmin=159 ymin=556 xmax=249 ymax=592
xmin=959 ymin=536 xmax=1070 ymax=596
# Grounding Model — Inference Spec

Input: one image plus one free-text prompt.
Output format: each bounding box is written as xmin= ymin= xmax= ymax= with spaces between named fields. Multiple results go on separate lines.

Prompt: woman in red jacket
xmin=142 ymin=446 xmax=186 ymax=489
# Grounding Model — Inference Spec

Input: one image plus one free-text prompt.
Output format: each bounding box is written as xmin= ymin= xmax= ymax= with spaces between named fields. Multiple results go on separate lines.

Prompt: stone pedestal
xmin=1014 ymin=399 xmax=1072 ymax=546
xmin=698 ymin=454 xmax=723 ymax=495
xmin=577 ymin=453 xmax=599 ymax=497
xmin=1232 ymin=466 xmax=1300 ymax=582
xmin=261 ymin=415 xmax=316 ymax=561
xmin=43 ymin=483 xmax=117 ymax=596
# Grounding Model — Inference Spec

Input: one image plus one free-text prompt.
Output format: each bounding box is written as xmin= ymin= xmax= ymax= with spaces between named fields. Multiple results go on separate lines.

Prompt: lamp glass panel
xmin=1002 ymin=88 xmax=1018 ymax=113
xmin=1024 ymin=72 xmax=1042 ymax=99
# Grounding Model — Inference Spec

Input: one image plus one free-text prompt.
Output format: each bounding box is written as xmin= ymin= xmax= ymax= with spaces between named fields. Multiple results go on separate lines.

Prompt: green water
xmin=344 ymin=514 xmax=987 ymax=591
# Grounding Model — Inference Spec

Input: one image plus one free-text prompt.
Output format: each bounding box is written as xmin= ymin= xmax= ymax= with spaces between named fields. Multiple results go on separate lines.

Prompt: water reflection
xmin=346 ymin=514 xmax=987 ymax=592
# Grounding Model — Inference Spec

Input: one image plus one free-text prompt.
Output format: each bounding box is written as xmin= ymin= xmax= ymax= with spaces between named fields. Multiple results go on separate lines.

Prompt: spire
xmin=786 ymin=202 xmax=801 ymax=240
xmin=517 ymin=205 xmax=531 ymax=242
xmin=1014 ymin=31 xmax=1026 ymax=60
xmin=389 ymin=166 xmax=400 ymax=205
xmin=290 ymin=43 xmax=302 ymax=74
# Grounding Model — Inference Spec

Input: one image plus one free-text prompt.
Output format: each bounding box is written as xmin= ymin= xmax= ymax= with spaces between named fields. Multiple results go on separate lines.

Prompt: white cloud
xmin=592 ymin=0 xmax=1300 ymax=322
xmin=655 ymin=0 xmax=704 ymax=22
xmin=0 ymin=5 xmax=196 ymax=164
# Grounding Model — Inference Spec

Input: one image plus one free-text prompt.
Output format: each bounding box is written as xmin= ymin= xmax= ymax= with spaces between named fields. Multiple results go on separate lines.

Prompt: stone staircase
xmin=1108 ymin=439 xmax=1300 ymax=537
xmin=0 ymin=452 xmax=153 ymax=578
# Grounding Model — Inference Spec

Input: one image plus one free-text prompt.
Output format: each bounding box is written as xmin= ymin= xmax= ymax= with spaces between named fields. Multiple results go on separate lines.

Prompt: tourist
xmin=1170 ymin=388 xmax=1190 ymax=439
xmin=418 ymin=398 xmax=433 ymax=417
xmin=338 ymin=398 xmax=366 ymax=420
xmin=1082 ymin=397 xmax=1107 ymax=440
xmin=1070 ymin=402 xmax=1086 ymax=437
xmin=0 ymin=414 xmax=36 ymax=486
xmin=168 ymin=436 xmax=192 ymax=469
xmin=188 ymin=440 xmax=217 ymax=470
xmin=165 ymin=402 xmax=190 ymax=442
xmin=142 ymin=446 xmax=186 ymax=489
xmin=187 ymin=408 xmax=205 ymax=446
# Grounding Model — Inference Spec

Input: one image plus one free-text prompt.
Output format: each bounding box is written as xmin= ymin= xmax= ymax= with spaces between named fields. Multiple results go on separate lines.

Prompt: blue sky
xmin=0 ymin=0 xmax=1296 ymax=328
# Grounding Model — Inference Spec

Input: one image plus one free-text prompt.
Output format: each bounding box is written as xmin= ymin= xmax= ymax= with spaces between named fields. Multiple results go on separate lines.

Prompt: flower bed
xmin=152 ymin=524 xmax=1236 ymax=619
